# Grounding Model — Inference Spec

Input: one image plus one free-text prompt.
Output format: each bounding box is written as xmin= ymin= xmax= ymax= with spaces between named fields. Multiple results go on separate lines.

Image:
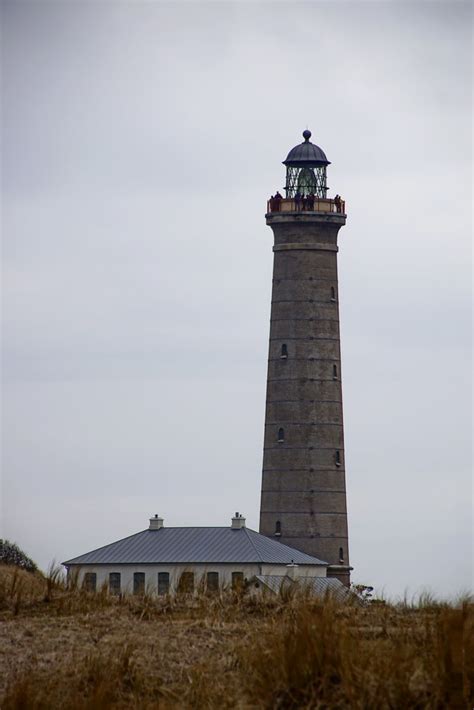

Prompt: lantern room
xmin=267 ymin=130 xmax=345 ymax=215
xmin=283 ymin=129 xmax=330 ymax=198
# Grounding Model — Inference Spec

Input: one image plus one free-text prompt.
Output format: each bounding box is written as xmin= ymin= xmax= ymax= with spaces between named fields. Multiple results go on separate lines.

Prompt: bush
xmin=0 ymin=540 xmax=37 ymax=573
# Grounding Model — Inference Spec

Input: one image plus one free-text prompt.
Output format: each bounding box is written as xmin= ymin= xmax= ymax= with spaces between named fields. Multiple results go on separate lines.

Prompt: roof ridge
xmin=243 ymin=527 xmax=264 ymax=563
xmin=149 ymin=526 xmax=261 ymax=534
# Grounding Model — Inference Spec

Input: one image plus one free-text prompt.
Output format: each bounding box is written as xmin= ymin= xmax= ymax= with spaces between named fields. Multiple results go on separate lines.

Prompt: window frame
xmin=206 ymin=571 xmax=219 ymax=592
xmin=158 ymin=571 xmax=170 ymax=595
xmin=231 ymin=571 xmax=244 ymax=591
xmin=83 ymin=572 xmax=97 ymax=592
xmin=109 ymin=572 xmax=121 ymax=595
xmin=177 ymin=571 xmax=195 ymax=594
xmin=133 ymin=571 xmax=145 ymax=595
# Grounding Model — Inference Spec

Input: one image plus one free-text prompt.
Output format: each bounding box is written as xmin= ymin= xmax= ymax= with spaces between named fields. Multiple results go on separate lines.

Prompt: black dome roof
xmin=283 ymin=130 xmax=330 ymax=167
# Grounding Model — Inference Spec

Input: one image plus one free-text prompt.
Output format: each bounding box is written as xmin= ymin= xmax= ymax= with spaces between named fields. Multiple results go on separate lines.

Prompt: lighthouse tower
xmin=259 ymin=130 xmax=351 ymax=585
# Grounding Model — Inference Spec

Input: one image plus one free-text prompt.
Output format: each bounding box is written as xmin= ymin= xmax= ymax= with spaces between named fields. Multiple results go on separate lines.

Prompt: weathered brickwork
xmin=259 ymin=210 xmax=351 ymax=586
xmin=261 ymin=491 xmax=347 ymax=514
xmin=263 ymin=447 xmax=344 ymax=470
xmin=270 ymin=316 xmax=338 ymax=339
xmin=266 ymin=400 xmax=342 ymax=424
xmin=261 ymin=469 xmax=347 ymax=492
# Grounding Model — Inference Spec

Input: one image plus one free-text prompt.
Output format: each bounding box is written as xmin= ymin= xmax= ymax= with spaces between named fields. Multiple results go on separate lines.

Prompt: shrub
xmin=0 ymin=540 xmax=37 ymax=573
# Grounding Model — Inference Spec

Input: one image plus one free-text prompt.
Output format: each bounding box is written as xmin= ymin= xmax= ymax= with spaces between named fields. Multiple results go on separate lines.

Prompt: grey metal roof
xmin=63 ymin=527 xmax=327 ymax=566
xmin=283 ymin=130 xmax=330 ymax=167
xmin=256 ymin=575 xmax=352 ymax=601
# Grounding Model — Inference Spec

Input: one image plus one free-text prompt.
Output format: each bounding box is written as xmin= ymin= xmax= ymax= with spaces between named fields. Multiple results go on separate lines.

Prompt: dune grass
xmin=0 ymin=564 xmax=472 ymax=709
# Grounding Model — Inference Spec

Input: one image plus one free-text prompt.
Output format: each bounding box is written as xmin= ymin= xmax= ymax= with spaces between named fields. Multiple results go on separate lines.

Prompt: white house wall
xmin=260 ymin=564 xmax=325 ymax=578
xmin=69 ymin=562 xmax=326 ymax=594
xmin=71 ymin=563 xmax=260 ymax=594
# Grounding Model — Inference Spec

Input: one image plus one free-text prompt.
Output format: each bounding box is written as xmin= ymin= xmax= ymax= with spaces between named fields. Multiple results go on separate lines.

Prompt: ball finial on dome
xmin=302 ymin=129 xmax=312 ymax=142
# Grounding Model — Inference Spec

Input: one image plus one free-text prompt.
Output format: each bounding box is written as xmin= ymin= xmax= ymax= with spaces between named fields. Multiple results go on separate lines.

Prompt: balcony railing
xmin=267 ymin=197 xmax=345 ymax=215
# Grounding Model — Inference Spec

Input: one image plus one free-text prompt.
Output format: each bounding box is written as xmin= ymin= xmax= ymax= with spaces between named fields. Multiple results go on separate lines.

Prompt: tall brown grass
xmin=0 ymin=564 xmax=472 ymax=709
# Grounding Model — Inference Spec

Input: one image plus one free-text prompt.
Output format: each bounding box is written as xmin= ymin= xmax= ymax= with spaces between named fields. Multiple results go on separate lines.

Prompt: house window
xmin=335 ymin=450 xmax=341 ymax=466
xmin=278 ymin=427 xmax=285 ymax=443
xmin=232 ymin=571 xmax=244 ymax=590
xmin=339 ymin=547 xmax=344 ymax=563
xmin=133 ymin=572 xmax=145 ymax=595
xmin=333 ymin=364 xmax=338 ymax=380
xmin=158 ymin=572 xmax=170 ymax=595
xmin=83 ymin=572 xmax=96 ymax=592
xmin=275 ymin=520 xmax=281 ymax=536
xmin=330 ymin=287 xmax=336 ymax=302
xmin=207 ymin=571 xmax=219 ymax=592
xmin=109 ymin=572 xmax=121 ymax=595
xmin=280 ymin=344 xmax=288 ymax=359
xmin=177 ymin=571 xmax=194 ymax=594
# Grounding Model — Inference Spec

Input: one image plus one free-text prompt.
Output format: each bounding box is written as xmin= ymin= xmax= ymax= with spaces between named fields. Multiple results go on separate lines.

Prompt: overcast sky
xmin=2 ymin=0 xmax=472 ymax=599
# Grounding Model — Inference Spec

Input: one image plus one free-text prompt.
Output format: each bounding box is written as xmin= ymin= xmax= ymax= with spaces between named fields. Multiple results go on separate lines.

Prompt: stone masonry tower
xmin=259 ymin=130 xmax=352 ymax=586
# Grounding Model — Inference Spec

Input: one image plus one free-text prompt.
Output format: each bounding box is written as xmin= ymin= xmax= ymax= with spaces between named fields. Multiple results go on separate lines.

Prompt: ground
xmin=0 ymin=565 xmax=472 ymax=709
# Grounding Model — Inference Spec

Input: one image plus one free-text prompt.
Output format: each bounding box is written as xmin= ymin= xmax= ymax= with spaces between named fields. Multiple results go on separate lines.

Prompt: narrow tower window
xmin=280 ymin=343 xmax=288 ymax=359
xmin=330 ymin=286 xmax=336 ymax=302
xmin=275 ymin=520 xmax=281 ymax=536
xmin=277 ymin=428 xmax=285 ymax=443
xmin=339 ymin=547 xmax=344 ymax=563
xmin=335 ymin=450 xmax=341 ymax=466
xmin=333 ymin=364 xmax=338 ymax=380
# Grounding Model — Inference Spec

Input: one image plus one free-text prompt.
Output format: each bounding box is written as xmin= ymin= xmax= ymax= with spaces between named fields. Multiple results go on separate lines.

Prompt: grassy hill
xmin=0 ymin=563 xmax=472 ymax=708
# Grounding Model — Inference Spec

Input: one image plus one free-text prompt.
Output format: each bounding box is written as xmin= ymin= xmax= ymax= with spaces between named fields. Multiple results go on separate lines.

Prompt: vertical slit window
xmin=158 ymin=572 xmax=169 ymax=595
xmin=333 ymin=364 xmax=338 ymax=380
xmin=331 ymin=287 xmax=336 ymax=301
xmin=280 ymin=344 xmax=288 ymax=359
xmin=278 ymin=428 xmax=285 ymax=443
xmin=335 ymin=450 xmax=341 ymax=466
xmin=339 ymin=547 xmax=344 ymax=563
xmin=275 ymin=520 xmax=281 ymax=536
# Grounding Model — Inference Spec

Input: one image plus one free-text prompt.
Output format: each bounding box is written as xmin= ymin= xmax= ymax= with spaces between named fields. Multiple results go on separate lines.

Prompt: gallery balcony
xmin=266 ymin=197 xmax=346 ymax=215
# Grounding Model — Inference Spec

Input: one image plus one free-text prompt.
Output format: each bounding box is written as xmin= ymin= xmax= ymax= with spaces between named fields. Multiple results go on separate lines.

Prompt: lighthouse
xmin=259 ymin=130 xmax=352 ymax=585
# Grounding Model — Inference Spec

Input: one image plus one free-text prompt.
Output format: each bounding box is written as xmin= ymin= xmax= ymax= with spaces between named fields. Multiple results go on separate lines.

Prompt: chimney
xmin=286 ymin=560 xmax=299 ymax=580
xmin=149 ymin=514 xmax=164 ymax=530
xmin=231 ymin=512 xmax=246 ymax=529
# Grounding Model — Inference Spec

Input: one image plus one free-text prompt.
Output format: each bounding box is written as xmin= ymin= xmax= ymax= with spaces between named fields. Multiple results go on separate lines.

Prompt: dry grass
xmin=0 ymin=564 xmax=472 ymax=709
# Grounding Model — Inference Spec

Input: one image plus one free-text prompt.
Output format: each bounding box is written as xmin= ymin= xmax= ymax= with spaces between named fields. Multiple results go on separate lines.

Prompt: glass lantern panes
xmin=285 ymin=166 xmax=328 ymax=198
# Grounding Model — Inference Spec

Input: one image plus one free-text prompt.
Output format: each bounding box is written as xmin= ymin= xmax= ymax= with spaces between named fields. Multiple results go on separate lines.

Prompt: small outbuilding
xmin=63 ymin=513 xmax=344 ymax=596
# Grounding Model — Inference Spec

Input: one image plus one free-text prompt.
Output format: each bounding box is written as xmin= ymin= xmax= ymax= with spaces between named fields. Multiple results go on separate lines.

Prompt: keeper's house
xmin=62 ymin=513 xmax=344 ymax=596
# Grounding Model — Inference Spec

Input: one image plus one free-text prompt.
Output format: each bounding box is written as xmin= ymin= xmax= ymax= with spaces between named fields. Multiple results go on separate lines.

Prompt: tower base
xmin=327 ymin=565 xmax=353 ymax=587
